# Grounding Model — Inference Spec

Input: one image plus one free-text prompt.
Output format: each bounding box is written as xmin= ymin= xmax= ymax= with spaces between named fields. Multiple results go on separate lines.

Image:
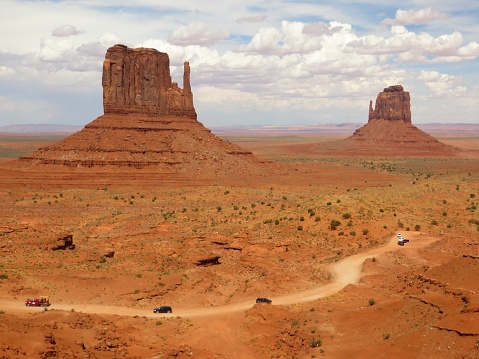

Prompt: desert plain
xmin=1 ymin=127 xmax=479 ymax=359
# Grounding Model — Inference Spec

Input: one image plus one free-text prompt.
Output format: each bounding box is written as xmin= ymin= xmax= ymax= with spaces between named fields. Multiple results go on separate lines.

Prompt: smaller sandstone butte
xmin=347 ymin=85 xmax=457 ymax=156
xmin=14 ymin=44 xmax=266 ymax=183
xmin=368 ymin=85 xmax=411 ymax=123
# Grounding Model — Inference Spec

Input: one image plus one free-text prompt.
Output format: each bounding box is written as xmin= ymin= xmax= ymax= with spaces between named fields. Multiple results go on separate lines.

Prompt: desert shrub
xmin=342 ymin=212 xmax=351 ymax=219
xmin=300 ymin=216 xmax=305 ymax=221
xmin=0 ymin=274 xmax=8 ymax=280
xmin=311 ymin=337 xmax=322 ymax=347
xmin=379 ymin=208 xmax=384 ymax=213
xmin=309 ymin=211 xmax=316 ymax=217
xmin=383 ymin=333 xmax=390 ymax=340
xmin=297 ymin=225 xmax=303 ymax=231
xmin=368 ymin=298 xmax=375 ymax=306
xmin=362 ymin=229 xmax=369 ymax=235
xmin=314 ymin=216 xmax=321 ymax=222
xmin=327 ymin=202 xmax=332 ymax=206
xmin=216 ymin=206 xmax=222 ymax=212
xmin=329 ymin=219 xmax=341 ymax=230
xmin=414 ymin=224 xmax=421 ymax=231
xmin=251 ymin=203 xmax=256 ymax=208
xmin=442 ymin=211 xmax=447 ymax=216
xmin=282 ymin=195 xmax=287 ymax=200
xmin=468 ymin=219 xmax=479 ymax=225
xmin=471 ymin=194 xmax=476 ymax=198
xmin=156 ymin=320 xmax=163 ymax=326
xmin=431 ymin=219 xmax=438 ymax=225
xmin=397 ymin=221 xmax=404 ymax=228
xmin=349 ymin=230 xmax=356 ymax=236
xmin=275 ymin=219 xmax=280 ymax=225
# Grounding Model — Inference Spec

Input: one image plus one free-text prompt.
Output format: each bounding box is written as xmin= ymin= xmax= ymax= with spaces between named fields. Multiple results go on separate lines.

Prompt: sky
xmin=0 ymin=0 xmax=478 ymax=128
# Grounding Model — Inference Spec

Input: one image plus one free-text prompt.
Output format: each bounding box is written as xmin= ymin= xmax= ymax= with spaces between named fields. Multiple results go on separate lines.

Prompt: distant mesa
xmin=17 ymin=44 xmax=262 ymax=176
xmin=347 ymin=85 xmax=457 ymax=155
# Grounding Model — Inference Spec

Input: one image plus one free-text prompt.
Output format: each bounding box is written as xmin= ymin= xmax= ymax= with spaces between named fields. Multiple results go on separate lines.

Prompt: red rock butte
xmin=347 ymin=85 xmax=457 ymax=155
xmin=14 ymin=44 xmax=265 ymax=182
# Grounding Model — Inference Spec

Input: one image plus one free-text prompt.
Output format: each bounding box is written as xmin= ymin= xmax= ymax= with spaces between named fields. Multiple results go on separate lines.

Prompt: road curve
xmin=0 ymin=232 xmax=439 ymax=318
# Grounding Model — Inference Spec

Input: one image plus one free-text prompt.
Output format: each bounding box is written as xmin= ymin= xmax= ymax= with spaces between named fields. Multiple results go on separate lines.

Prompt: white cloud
xmin=345 ymin=26 xmax=479 ymax=63
xmin=169 ymin=23 xmax=229 ymax=46
xmin=381 ymin=7 xmax=448 ymax=26
xmin=418 ymin=70 xmax=465 ymax=97
xmin=235 ymin=15 xmax=267 ymax=24
xmin=52 ymin=25 xmax=83 ymax=37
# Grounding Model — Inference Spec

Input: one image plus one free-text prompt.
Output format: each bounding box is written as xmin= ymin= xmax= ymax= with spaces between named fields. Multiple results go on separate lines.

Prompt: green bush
xmin=342 ymin=213 xmax=351 ymax=219
xmin=368 ymin=298 xmax=375 ymax=306
xmin=362 ymin=229 xmax=369 ymax=235
xmin=329 ymin=219 xmax=341 ymax=230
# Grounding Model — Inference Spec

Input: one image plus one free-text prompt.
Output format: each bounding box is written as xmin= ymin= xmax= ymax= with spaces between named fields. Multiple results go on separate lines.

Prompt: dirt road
xmin=0 ymin=232 xmax=438 ymax=318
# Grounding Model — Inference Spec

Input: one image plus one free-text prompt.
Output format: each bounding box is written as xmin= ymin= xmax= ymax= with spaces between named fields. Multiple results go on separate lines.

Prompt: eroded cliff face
xmin=102 ymin=44 xmax=197 ymax=119
xmin=368 ymin=85 xmax=411 ymax=123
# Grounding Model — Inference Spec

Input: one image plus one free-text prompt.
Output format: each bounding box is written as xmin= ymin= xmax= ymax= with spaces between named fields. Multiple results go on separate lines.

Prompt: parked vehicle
xmin=256 ymin=297 xmax=272 ymax=304
xmin=153 ymin=306 xmax=172 ymax=313
xmin=25 ymin=296 xmax=50 ymax=307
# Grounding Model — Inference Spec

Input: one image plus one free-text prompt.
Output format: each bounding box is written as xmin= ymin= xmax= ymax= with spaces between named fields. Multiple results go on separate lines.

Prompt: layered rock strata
xmin=368 ymin=85 xmax=411 ymax=123
xmin=18 ymin=45 xmax=262 ymax=174
xmin=102 ymin=44 xmax=196 ymax=118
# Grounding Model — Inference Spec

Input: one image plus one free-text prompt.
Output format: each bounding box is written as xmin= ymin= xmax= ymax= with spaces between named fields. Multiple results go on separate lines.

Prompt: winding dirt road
xmin=0 ymin=232 xmax=439 ymax=318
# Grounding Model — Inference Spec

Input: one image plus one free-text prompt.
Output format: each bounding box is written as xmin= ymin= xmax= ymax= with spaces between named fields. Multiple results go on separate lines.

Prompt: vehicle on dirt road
xmin=25 ymin=296 xmax=50 ymax=307
xmin=153 ymin=306 xmax=172 ymax=313
xmin=397 ymin=233 xmax=409 ymax=245
xmin=256 ymin=297 xmax=272 ymax=304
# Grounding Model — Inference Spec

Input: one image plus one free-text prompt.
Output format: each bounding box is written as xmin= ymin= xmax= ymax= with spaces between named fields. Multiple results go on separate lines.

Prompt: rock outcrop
xmin=347 ymin=85 xmax=457 ymax=155
xmin=368 ymin=85 xmax=411 ymax=123
xmin=102 ymin=44 xmax=196 ymax=119
xmin=16 ymin=45 xmax=265 ymax=181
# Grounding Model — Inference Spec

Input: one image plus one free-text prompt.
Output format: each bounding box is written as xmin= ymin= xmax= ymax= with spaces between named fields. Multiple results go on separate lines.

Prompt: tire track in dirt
xmin=0 ymin=232 xmax=439 ymax=318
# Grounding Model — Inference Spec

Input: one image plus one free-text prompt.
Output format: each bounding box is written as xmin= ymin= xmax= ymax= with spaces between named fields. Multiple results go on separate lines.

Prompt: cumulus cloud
xmin=381 ymin=7 xmax=448 ymax=26
xmin=52 ymin=25 xmax=83 ymax=37
xmin=345 ymin=26 xmax=479 ymax=63
xmin=235 ymin=15 xmax=267 ymax=24
xmin=418 ymin=70 xmax=465 ymax=97
xmin=169 ymin=23 xmax=229 ymax=46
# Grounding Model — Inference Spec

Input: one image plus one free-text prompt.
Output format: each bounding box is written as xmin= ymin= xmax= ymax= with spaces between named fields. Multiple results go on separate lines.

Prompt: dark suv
xmin=256 ymin=297 xmax=272 ymax=304
xmin=153 ymin=306 xmax=172 ymax=313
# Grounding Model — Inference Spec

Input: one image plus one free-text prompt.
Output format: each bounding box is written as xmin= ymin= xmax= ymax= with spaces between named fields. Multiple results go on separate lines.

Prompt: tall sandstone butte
xmin=102 ymin=44 xmax=196 ymax=118
xmin=368 ymin=85 xmax=411 ymax=123
xmin=16 ymin=44 xmax=263 ymax=180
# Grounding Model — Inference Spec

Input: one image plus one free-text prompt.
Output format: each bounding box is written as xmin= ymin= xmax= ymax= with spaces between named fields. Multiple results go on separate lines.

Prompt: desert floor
xmin=1 ymin=130 xmax=479 ymax=358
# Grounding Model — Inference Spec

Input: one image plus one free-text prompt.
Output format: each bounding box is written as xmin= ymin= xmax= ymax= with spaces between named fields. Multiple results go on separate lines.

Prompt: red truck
xmin=25 ymin=296 xmax=50 ymax=307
